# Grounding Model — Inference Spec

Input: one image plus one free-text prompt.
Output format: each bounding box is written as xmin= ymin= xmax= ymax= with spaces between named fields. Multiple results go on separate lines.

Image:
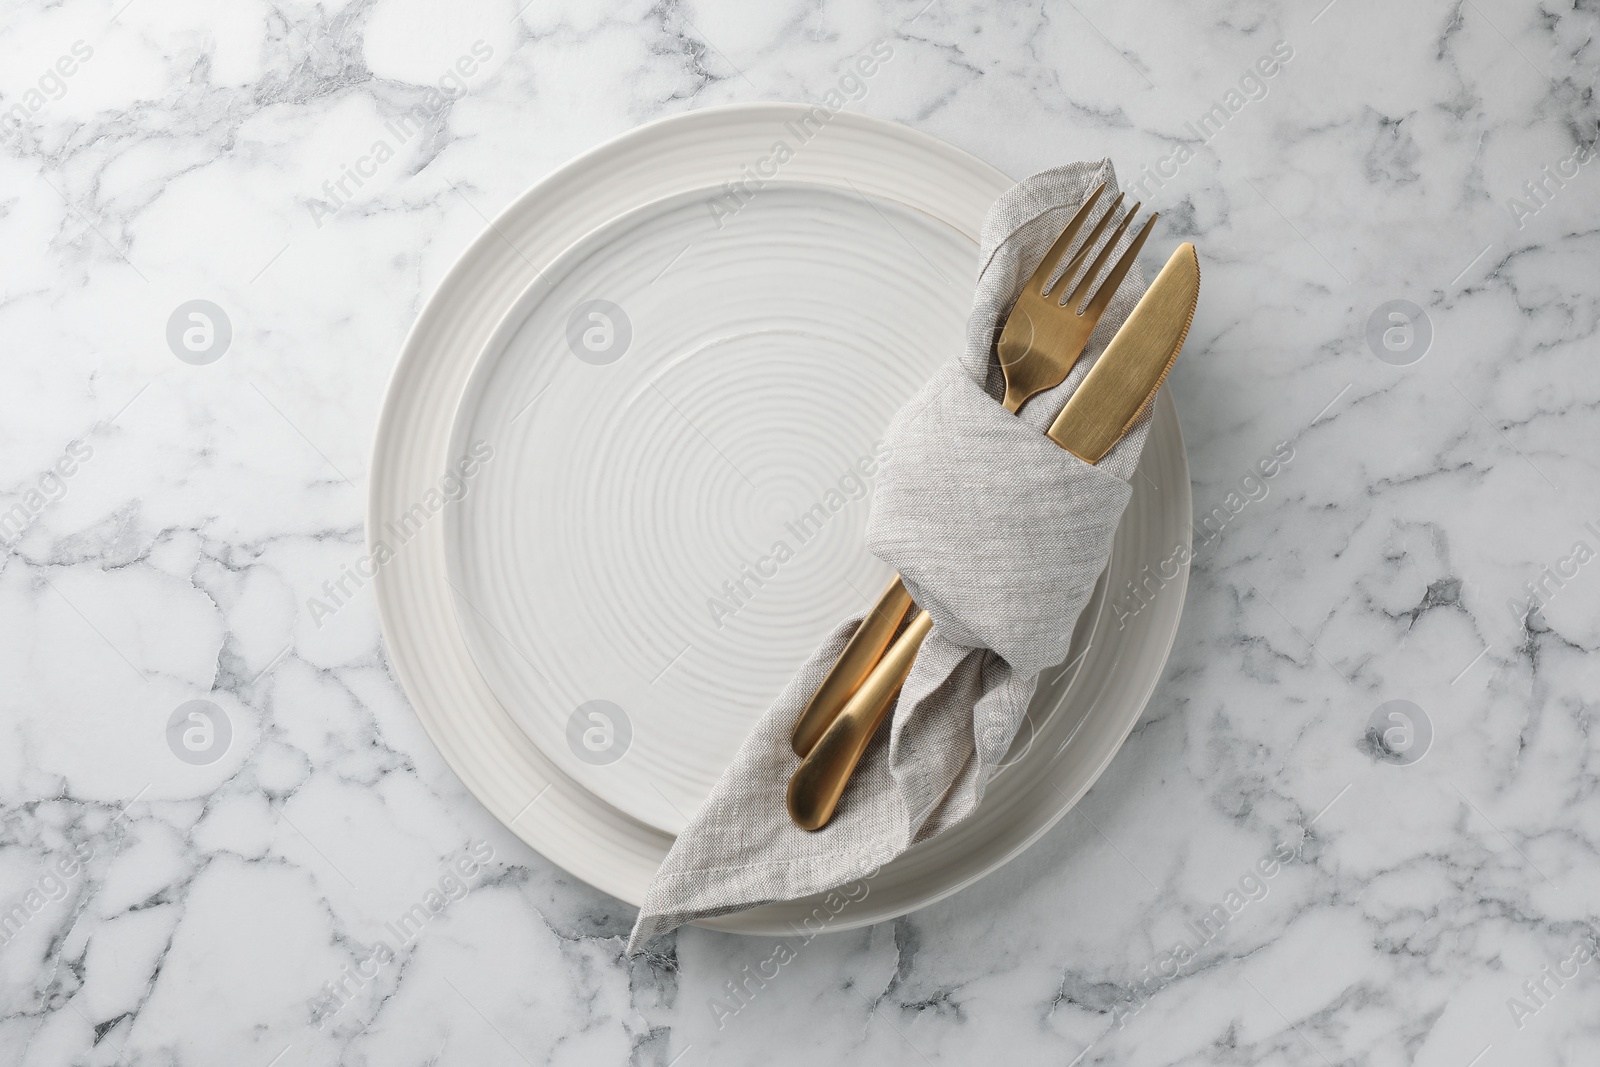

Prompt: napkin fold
xmin=628 ymin=161 xmax=1152 ymax=952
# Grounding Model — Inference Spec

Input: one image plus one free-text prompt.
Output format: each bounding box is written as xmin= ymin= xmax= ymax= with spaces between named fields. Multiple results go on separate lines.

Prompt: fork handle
xmin=790 ymin=577 xmax=914 ymax=756
xmin=787 ymin=609 xmax=934 ymax=830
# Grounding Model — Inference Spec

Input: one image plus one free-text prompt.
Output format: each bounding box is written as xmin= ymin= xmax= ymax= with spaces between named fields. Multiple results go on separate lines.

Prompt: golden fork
xmin=788 ymin=182 xmax=1157 ymax=758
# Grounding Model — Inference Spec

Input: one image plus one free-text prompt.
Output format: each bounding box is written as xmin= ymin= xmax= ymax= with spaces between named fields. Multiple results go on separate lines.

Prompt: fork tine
xmin=1064 ymin=202 xmax=1141 ymax=308
xmin=1027 ymin=183 xmax=1106 ymax=297
xmin=1048 ymin=192 xmax=1124 ymax=299
xmin=1080 ymin=211 xmax=1158 ymax=324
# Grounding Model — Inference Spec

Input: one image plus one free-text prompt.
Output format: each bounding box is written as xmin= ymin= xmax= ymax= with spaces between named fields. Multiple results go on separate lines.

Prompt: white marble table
xmin=3 ymin=0 xmax=1597 ymax=1063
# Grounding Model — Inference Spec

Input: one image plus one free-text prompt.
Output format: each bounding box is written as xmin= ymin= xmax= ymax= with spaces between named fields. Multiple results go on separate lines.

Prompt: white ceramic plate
xmin=370 ymin=104 xmax=1190 ymax=933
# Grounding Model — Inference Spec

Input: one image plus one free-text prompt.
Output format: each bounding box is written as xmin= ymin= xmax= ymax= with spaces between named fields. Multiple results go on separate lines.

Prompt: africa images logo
xmin=306 ymin=442 xmax=494 ymax=627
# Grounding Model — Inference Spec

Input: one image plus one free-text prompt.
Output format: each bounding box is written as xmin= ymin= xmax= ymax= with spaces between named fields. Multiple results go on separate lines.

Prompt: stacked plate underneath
xmin=370 ymin=103 xmax=1190 ymax=934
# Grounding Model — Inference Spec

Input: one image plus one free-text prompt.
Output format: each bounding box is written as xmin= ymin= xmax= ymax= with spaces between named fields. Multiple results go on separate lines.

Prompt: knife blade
xmin=1047 ymin=241 xmax=1199 ymax=462
xmin=786 ymin=242 xmax=1201 ymax=831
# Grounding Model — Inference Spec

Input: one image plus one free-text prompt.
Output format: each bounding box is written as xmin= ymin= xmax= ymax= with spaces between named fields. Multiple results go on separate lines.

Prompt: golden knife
xmin=786 ymin=243 xmax=1201 ymax=831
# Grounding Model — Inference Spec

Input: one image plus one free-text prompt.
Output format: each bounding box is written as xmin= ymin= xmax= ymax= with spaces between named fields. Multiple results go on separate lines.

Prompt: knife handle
xmin=790 ymin=576 xmax=915 ymax=757
xmin=787 ymin=609 xmax=934 ymax=830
